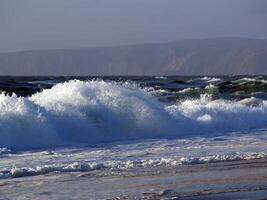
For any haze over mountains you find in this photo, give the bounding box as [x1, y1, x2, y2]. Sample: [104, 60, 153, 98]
[0, 37, 266, 76]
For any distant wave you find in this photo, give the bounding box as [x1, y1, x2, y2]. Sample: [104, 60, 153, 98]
[1, 80, 267, 150]
[155, 76, 168, 79]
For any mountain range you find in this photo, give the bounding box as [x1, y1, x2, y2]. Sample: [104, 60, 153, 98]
[0, 37, 266, 76]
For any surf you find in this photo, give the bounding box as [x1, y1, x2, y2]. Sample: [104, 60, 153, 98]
[1, 79, 267, 150]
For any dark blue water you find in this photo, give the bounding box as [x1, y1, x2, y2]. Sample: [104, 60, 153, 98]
[1, 76, 267, 101]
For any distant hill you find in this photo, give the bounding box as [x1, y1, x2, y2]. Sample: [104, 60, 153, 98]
[0, 38, 267, 76]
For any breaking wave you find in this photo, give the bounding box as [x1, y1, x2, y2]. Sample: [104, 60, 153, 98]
[1, 80, 267, 150]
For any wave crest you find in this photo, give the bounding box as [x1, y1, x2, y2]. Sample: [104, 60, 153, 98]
[1, 80, 267, 150]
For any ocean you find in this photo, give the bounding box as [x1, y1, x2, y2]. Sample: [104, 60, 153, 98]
[0, 76, 267, 182]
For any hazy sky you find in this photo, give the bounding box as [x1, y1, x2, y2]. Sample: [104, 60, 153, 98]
[0, 0, 267, 52]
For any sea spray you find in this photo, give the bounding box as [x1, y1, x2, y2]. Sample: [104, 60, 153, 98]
[0, 80, 267, 150]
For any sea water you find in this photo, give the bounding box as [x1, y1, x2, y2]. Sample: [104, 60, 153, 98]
[0, 76, 267, 179]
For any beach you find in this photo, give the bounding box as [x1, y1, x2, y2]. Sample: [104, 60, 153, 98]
[1, 158, 266, 199]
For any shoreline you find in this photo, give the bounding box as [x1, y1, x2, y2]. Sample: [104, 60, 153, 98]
[0, 158, 267, 199]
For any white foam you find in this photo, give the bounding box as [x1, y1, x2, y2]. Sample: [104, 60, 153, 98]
[1, 130, 267, 179]
[166, 95, 267, 134]
[1, 152, 265, 179]
[0, 80, 173, 149]
[234, 77, 267, 84]
[196, 77, 221, 83]
[155, 76, 167, 79]
[1, 80, 267, 150]
[0, 148, 12, 155]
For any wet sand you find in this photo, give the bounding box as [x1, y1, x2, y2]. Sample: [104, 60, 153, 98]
[0, 158, 267, 199]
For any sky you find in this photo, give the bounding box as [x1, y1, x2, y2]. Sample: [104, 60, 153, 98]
[0, 0, 267, 53]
